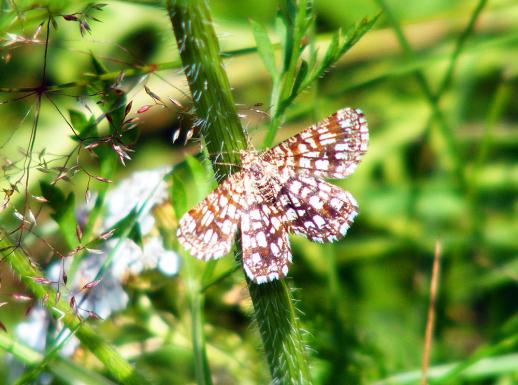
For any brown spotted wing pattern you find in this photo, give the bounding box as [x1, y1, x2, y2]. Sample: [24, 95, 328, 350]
[279, 175, 358, 243]
[240, 171, 292, 283]
[177, 173, 245, 260]
[177, 108, 368, 284]
[265, 108, 368, 178]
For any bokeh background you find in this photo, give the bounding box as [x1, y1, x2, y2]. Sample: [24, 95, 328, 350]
[0, 0, 517, 384]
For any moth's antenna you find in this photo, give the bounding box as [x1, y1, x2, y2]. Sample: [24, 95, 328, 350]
[213, 145, 222, 164]
[244, 120, 254, 151]
[218, 140, 231, 174]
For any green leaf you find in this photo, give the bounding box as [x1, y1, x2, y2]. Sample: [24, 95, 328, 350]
[40, 181, 65, 208]
[69, 109, 87, 130]
[97, 146, 117, 176]
[89, 53, 127, 131]
[321, 30, 340, 69]
[279, 15, 293, 70]
[170, 155, 214, 220]
[109, 209, 143, 247]
[40, 182, 77, 247]
[69, 109, 97, 138]
[90, 52, 108, 75]
[251, 20, 278, 81]
[121, 125, 140, 145]
[299, 13, 380, 93]
[186, 155, 214, 200]
[289, 59, 308, 100]
[284, 0, 297, 24]
[274, 11, 287, 54]
[109, 102, 127, 130]
[341, 13, 381, 54]
[171, 172, 188, 218]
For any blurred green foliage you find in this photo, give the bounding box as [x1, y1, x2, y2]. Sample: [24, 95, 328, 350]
[0, 0, 517, 384]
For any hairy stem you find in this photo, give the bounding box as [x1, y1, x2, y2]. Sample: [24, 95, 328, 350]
[166, 1, 312, 383]
[0, 333, 115, 385]
[0, 228, 152, 385]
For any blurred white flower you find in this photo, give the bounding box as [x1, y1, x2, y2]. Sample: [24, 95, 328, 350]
[111, 236, 180, 280]
[103, 167, 170, 233]
[15, 306, 79, 357]
[15, 306, 49, 352]
[13, 167, 181, 360]
[147, 236, 181, 276]
[73, 253, 129, 319]
[70, 167, 180, 318]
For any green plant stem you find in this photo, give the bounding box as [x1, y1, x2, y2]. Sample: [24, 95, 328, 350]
[465, 80, 510, 247]
[190, 289, 212, 385]
[374, 352, 518, 385]
[262, 3, 308, 148]
[167, 0, 246, 170]
[166, 1, 312, 384]
[435, 0, 488, 97]
[0, 228, 152, 385]
[249, 281, 313, 384]
[0, 333, 115, 385]
[0, 45, 261, 95]
[0, 62, 176, 94]
[376, 0, 487, 182]
[375, 0, 459, 177]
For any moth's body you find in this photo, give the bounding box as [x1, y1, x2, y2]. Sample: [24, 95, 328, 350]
[177, 108, 369, 284]
[240, 150, 284, 205]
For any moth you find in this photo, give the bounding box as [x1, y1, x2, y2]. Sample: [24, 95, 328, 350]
[177, 108, 368, 284]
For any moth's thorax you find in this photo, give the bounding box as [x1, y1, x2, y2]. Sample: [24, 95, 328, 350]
[240, 150, 275, 178]
[239, 149, 279, 202]
[239, 149, 259, 169]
